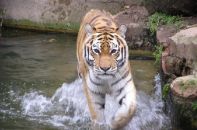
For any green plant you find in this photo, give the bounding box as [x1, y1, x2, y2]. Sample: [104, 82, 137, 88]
[162, 83, 170, 99]
[153, 45, 163, 66]
[192, 101, 197, 111]
[0, 8, 6, 34]
[147, 12, 183, 35]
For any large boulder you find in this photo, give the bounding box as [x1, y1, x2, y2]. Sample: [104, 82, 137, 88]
[157, 26, 197, 77]
[114, 6, 154, 50]
[171, 75, 197, 100]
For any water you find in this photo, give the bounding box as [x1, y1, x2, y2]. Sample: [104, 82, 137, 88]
[0, 28, 171, 130]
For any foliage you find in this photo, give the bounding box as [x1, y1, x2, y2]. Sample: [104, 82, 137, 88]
[153, 45, 163, 66]
[162, 83, 170, 99]
[147, 12, 183, 35]
[3, 19, 80, 33]
[0, 8, 6, 18]
[0, 8, 6, 36]
[192, 101, 197, 111]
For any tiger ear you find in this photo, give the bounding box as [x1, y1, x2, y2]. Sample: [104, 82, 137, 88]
[118, 25, 127, 38]
[85, 24, 94, 36]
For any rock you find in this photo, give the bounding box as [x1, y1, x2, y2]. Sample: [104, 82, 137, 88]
[114, 6, 154, 50]
[158, 25, 197, 130]
[144, 0, 197, 16]
[0, 0, 124, 23]
[157, 26, 197, 77]
[170, 27, 197, 60]
[171, 75, 197, 99]
[169, 75, 197, 130]
[156, 25, 177, 47]
[48, 38, 56, 43]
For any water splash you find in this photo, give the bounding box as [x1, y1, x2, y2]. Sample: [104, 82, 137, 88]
[11, 74, 170, 130]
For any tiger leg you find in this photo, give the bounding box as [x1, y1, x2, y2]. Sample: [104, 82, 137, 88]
[89, 90, 106, 122]
[86, 73, 106, 122]
[110, 80, 136, 129]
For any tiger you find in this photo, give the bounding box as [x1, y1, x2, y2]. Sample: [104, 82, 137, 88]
[76, 9, 136, 129]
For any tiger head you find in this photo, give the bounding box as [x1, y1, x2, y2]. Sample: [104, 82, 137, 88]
[83, 24, 128, 77]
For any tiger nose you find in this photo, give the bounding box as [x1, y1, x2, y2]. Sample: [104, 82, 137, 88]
[100, 67, 110, 72]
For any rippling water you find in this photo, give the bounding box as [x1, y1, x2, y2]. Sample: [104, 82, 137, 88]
[0, 28, 171, 130]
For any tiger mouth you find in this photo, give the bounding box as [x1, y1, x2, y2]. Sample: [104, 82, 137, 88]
[98, 73, 115, 77]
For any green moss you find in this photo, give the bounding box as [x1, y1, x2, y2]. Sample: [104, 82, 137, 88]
[187, 79, 197, 86]
[179, 79, 197, 92]
[147, 12, 183, 35]
[3, 19, 80, 33]
[129, 50, 153, 57]
[152, 45, 163, 66]
[162, 83, 170, 99]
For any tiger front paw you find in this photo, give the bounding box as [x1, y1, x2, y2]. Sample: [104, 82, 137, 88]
[109, 114, 128, 130]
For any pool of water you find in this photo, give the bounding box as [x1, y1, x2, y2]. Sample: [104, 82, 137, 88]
[0, 28, 171, 130]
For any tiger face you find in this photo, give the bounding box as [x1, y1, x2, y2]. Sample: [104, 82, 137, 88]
[83, 24, 128, 77]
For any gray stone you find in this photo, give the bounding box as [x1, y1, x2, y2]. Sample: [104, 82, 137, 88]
[114, 6, 154, 50]
[0, 0, 124, 23]
[170, 27, 197, 60]
[157, 26, 197, 76]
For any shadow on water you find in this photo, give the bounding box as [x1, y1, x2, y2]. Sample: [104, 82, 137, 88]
[0, 28, 171, 130]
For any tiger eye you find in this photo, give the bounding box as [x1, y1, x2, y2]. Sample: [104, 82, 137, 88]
[111, 49, 117, 54]
[93, 49, 100, 54]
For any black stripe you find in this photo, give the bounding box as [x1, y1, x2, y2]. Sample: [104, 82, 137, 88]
[111, 70, 130, 86]
[88, 88, 105, 98]
[118, 47, 125, 68]
[119, 96, 125, 105]
[97, 37, 103, 40]
[108, 37, 113, 40]
[123, 46, 126, 59]
[118, 87, 124, 95]
[84, 46, 86, 58]
[97, 33, 103, 37]
[87, 46, 89, 60]
[121, 48, 123, 62]
[108, 33, 114, 38]
[86, 46, 93, 66]
[89, 74, 102, 86]
[94, 102, 105, 109]
[117, 78, 133, 105]
[116, 36, 121, 45]
[118, 60, 124, 68]
[125, 77, 133, 86]
[90, 39, 93, 45]
[87, 60, 93, 66]
[95, 76, 101, 80]
[90, 15, 102, 24]
[96, 27, 106, 30]
[115, 76, 132, 96]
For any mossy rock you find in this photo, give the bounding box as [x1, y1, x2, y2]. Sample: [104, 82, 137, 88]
[3, 19, 80, 34]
